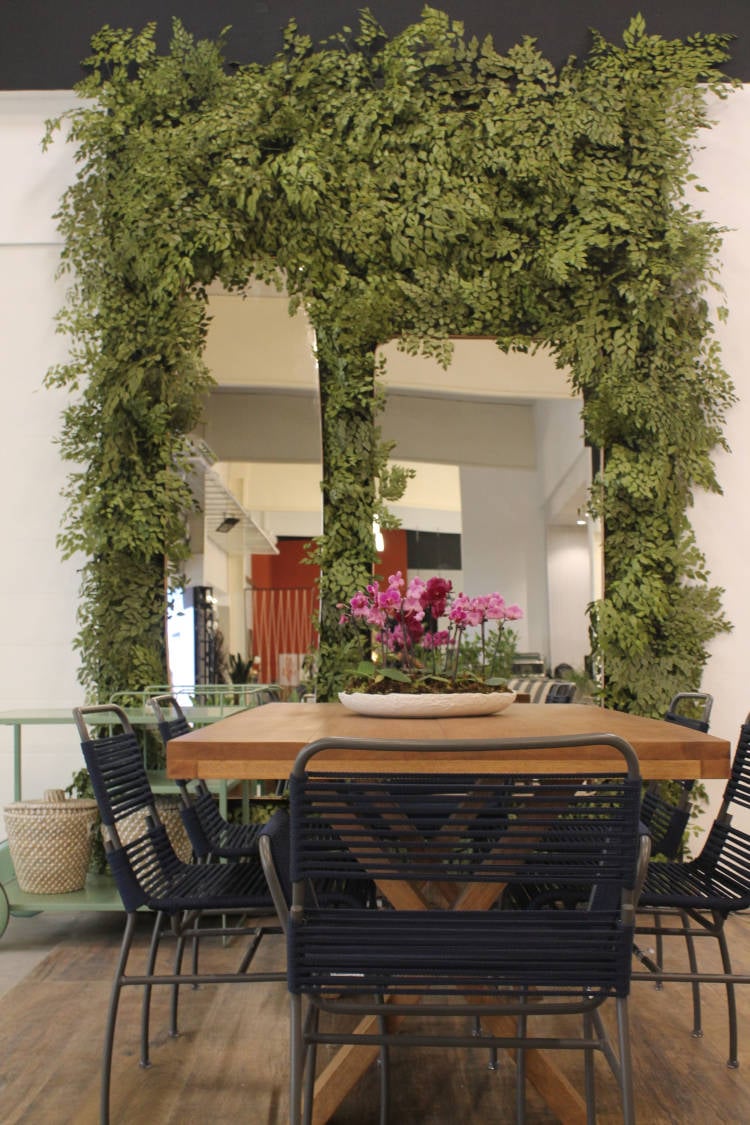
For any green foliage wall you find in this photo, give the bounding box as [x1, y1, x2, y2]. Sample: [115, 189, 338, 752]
[47, 9, 734, 709]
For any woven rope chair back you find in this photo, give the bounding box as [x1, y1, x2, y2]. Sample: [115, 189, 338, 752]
[722, 718, 750, 814]
[75, 706, 183, 910]
[287, 735, 642, 1002]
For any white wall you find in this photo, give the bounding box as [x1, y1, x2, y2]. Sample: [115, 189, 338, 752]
[546, 527, 590, 672]
[683, 87, 750, 827]
[534, 398, 586, 509]
[689, 87, 750, 740]
[535, 397, 593, 676]
[460, 466, 549, 659]
[0, 93, 84, 827]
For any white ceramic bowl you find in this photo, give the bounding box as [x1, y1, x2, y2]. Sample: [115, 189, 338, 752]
[337, 691, 516, 718]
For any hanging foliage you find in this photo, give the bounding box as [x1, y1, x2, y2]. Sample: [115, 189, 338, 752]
[46, 8, 734, 709]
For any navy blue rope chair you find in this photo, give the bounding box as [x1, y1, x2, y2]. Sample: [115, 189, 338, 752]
[545, 681, 577, 703]
[253, 686, 283, 705]
[74, 704, 285, 1125]
[150, 694, 269, 861]
[635, 691, 713, 1028]
[264, 734, 644, 1125]
[664, 691, 714, 733]
[633, 711, 750, 1068]
[639, 692, 714, 860]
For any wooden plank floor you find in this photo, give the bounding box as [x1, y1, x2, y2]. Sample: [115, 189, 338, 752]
[1, 909, 750, 1123]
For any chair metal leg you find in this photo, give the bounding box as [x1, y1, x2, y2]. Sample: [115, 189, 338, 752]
[583, 1011, 596, 1125]
[140, 912, 165, 1066]
[102, 912, 137, 1125]
[237, 925, 265, 973]
[290, 993, 304, 1125]
[716, 920, 739, 1067]
[515, 1011, 526, 1125]
[170, 919, 189, 1039]
[191, 915, 200, 977]
[678, 909, 704, 1039]
[653, 910, 664, 990]
[616, 996, 635, 1125]
[472, 1014, 498, 1070]
[377, 1014, 389, 1125]
[302, 1002, 318, 1125]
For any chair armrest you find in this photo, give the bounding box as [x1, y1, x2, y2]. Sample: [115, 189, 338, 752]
[259, 809, 290, 933]
[634, 829, 653, 906]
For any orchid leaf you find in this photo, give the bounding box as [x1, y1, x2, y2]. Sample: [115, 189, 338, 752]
[353, 661, 379, 678]
[378, 667, 413, 684]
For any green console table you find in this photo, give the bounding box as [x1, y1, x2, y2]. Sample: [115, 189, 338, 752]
[0, 703, 252, 937]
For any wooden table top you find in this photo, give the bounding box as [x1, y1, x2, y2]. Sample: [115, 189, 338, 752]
[166, 701, 731, 782]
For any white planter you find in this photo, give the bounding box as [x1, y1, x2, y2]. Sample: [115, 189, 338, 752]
[337, 691, 516, 718]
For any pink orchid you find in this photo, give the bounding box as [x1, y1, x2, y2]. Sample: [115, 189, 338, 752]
[349, 591, 370, 616]
[485, 594, 506, 620]
[422, 629, 451, 651]
[340, 573, 521, 683]
[423, 576, 452, 617]
[448, 600, 470, 625]
[378, 586, 402, 610]
[365, 607, 386, 628]
[406, 576, 426, 598]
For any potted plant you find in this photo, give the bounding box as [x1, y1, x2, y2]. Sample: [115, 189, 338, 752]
[337, 572, 522, 715]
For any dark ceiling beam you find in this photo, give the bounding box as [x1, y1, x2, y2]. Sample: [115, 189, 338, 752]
[1, 0, 747, 90]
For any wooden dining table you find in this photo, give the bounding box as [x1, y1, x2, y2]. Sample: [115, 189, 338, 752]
[166, 700, 731, 1125]
[166, 699, 730, 784]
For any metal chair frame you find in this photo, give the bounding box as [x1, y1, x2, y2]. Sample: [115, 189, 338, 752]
[545, 681, 577, 704]
[633, 711, 750, 1068]
[150, 693, 270, 861]
[640, 693, 714, 858]
[264, 733, 644, 1125]
[635, 691, 715, 1037]
[74, 704, 285, 1124]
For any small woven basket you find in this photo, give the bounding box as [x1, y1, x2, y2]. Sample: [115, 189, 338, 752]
[114, 796, 193, 863]
[4, 790, 99, 894]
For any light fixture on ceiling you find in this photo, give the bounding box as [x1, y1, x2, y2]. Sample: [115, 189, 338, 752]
[576, 508, 588, 526]
[373, 515, 385, 553]
[215, 515, 240, 533]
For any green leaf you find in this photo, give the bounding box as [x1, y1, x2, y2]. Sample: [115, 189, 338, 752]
[379, 667, 413, 683]
[48, 8, 734, 714]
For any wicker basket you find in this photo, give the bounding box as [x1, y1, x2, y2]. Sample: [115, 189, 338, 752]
[114, 796, 193, 863]
[4, 791, 99, 894]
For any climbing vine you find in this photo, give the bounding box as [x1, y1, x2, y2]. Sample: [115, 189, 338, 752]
[46, 9, 734, 709]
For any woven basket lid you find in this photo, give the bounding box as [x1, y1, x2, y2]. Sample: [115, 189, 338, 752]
[4, 797, 98, 812]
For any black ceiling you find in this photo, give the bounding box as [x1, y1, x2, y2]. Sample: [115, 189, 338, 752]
[1, 0, 747, 90]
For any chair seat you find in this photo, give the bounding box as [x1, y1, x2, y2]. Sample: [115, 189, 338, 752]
[289, 906, 632, 997]
[639, 858, 750, 912]
[180, 801, 264, 857]
[108, 834, 274, 914]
